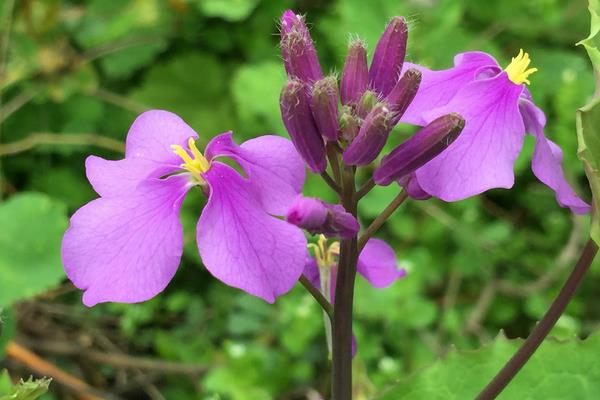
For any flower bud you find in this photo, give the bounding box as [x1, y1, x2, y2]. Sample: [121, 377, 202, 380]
[280, 10, 324, 84]
[342, 102, 394, 166]
[374, 113, 465, 185]
[280, 79, 327, 173]
[339, 106, 361, 142]
[286, 196, 359, 239]
[311, 76, 340, 141]
[398, 174, 431, 200]
[286, 196, 328, 231]
[340, 40, 368, 105]
[369, 16, 408, 96]
[385, 68, 421, 124]
[356, 90, 379, 119]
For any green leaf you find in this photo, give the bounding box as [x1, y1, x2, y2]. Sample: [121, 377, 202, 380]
[0, 194, 68, 306]
[129, 53, 234, 138]
[577, 0, 600, 245]
[0, 370, 50, 400]
[378, 330, 600, 399]
[195, 0, 261, 21]
[231, 62, 286, 137]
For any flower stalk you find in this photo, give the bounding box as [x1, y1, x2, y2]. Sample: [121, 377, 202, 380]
[476, 239, 598, 399]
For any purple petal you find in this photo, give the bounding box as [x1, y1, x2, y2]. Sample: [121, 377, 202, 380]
[85, 156, 175, 197]
[61, 175, 190, 307]
[197, 162, 307, 303]
[520, 99, 590, 214]
[205, 132, 305, 216]
[415, 73, 526, 201]
[125, 110, 198, 164]
[357, 239, 405, 288]
[303, 255, 320, 289]
[401, 52, 499, 125]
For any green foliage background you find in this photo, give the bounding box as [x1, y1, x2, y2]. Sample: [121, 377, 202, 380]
[1, 0, 599, 398]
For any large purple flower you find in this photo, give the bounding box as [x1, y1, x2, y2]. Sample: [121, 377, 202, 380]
[62, 110, 307, 306]
[399, 50, 590, 214]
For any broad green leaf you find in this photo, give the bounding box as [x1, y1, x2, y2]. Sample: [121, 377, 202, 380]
[231, 62, 286, 137]
[378, 330, 600, 399]
[0, 194, 68, 306]
[195, 0, 261, 21]
[577, 0, 600, 245]
[129, 53, 234, 138]
[0, 370, 50, 400]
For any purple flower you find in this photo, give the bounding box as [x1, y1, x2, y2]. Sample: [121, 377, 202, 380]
[399, 50, 590, 214]
[304, 236, 405, 299]
[61, 110, 308, 306]
[286, 196, 359, 239]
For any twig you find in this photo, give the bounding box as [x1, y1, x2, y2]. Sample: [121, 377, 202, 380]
[19, 338, 207, 377]
[93, 88, 148, 114]
[80, 36, 164, 65]
[497, 217, 583, 298]
[321, 171, 342, 194]
[6, 341, 112, 400]
[299, 275, 333, 322]
[0, 132, 125, 156]
[476, 239, 598, 399]
[358, 190, 408, 251]
[464, 280, 497, 337]
[0, 89, 40, 125]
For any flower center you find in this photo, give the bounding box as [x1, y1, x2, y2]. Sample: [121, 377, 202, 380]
[171, 137, 210, 184]
[504, 49, 538, 85]
[308, 235, 340, 269]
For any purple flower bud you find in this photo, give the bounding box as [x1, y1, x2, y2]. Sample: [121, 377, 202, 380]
[340, 40, 368, 105]
[339, 106, 361, 142]
[280, 10, 324, 84]
[342, 102, 394, 166]
[374, 113, 465, 186]
[369, 16, 408, 96]
[286, 196, 359, 239]
[286, 196, 328, 231]
[311, 76, 340, 141]
[385, 68, 421, 124]
[280, 79, 327, 173]
[398, 174, 431, 200]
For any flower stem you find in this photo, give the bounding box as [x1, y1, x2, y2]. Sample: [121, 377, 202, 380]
[354, 177, 375, 200]
[476, 238, 598, 400]
[358, 190, 407, 252]
[331, 166, 358, 400]
[299, 275, 334, 322]
[321, 171, 342, 194]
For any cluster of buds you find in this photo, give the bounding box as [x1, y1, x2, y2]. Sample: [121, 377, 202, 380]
[279, 10, 465, 182]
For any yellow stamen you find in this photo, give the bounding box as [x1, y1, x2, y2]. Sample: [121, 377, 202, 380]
[504, 49, 538, 85]
[308, 235, 340, 268]
[171, 137, 211, 184]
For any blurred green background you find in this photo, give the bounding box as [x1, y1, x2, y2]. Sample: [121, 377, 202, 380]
[0, 0, 598, 399]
